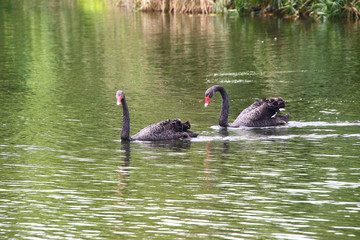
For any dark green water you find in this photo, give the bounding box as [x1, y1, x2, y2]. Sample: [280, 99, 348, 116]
[1, 1, 360, 239]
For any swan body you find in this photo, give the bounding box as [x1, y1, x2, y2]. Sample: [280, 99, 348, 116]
[116, 90, 199, 141]
[204, 85, 289, 127]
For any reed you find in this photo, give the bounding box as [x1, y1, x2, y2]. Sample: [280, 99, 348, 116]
[115, 0, 360, 21]
[116, 0, 234, 14]
[236, 0, 360, 21]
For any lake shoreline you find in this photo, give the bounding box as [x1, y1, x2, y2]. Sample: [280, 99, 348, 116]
[116, 0, 360, 22]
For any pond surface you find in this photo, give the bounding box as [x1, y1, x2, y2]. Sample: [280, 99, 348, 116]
[1, 1, 360, 239]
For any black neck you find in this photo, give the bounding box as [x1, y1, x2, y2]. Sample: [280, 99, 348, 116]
[121, 97, 131, 141]
[213, 85, 229, 127]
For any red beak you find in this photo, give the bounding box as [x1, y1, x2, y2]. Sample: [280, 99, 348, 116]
[204, 95, 210, 107]
[116, 95, 122, 105]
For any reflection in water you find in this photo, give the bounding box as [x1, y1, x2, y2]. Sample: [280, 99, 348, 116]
[116, 141, 131, 197]
[288, 121, 360, 128]
[193, 124, 290, 142]
[218, 127, 230, 137]
[133, 139, 193, 150]
[221, 125, 290, 137]
[194, 120, 360, 143]
[1, 1, 360, 239]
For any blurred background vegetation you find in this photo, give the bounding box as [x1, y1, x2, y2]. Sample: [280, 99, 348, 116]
[115, 0, 360, 21]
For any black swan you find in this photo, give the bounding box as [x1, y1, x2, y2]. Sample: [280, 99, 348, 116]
[116, 90, 199, 141]
[204, 85, 289, 127]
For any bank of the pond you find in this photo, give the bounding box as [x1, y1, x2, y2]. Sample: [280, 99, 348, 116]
[116, 0, 360, 21]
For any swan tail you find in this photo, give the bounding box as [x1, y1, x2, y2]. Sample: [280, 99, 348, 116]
[171, 119, 191, 132]
[185, 131, 199, 138]
[171, 119, 199, 138]
[273, 114, 289, 125]
[266, 97, 289, 125]
[232, 97, 289, 127]
[267, 97, 286, 115]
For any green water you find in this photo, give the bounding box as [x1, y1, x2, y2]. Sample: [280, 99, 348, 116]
[1, 1, 360, 239]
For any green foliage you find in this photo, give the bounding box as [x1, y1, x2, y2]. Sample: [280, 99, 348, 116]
[281, 0, 301, 16]
[236, 0, 360, 21]
[235, 0, 282, 12]
[117, 0, 360, 21]
[210, 0, 234, 13]
[311, 0, 338, 20]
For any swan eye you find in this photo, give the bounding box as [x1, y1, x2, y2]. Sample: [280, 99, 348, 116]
[204, 95, 210, 107]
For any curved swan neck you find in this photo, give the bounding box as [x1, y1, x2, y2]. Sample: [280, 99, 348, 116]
[214, 85, 229, 127]
[121, 97, 131, 141]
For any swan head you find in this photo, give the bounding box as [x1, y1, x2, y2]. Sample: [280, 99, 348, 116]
[204, 88, 215, 107]
[116, 90, 124, 106]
